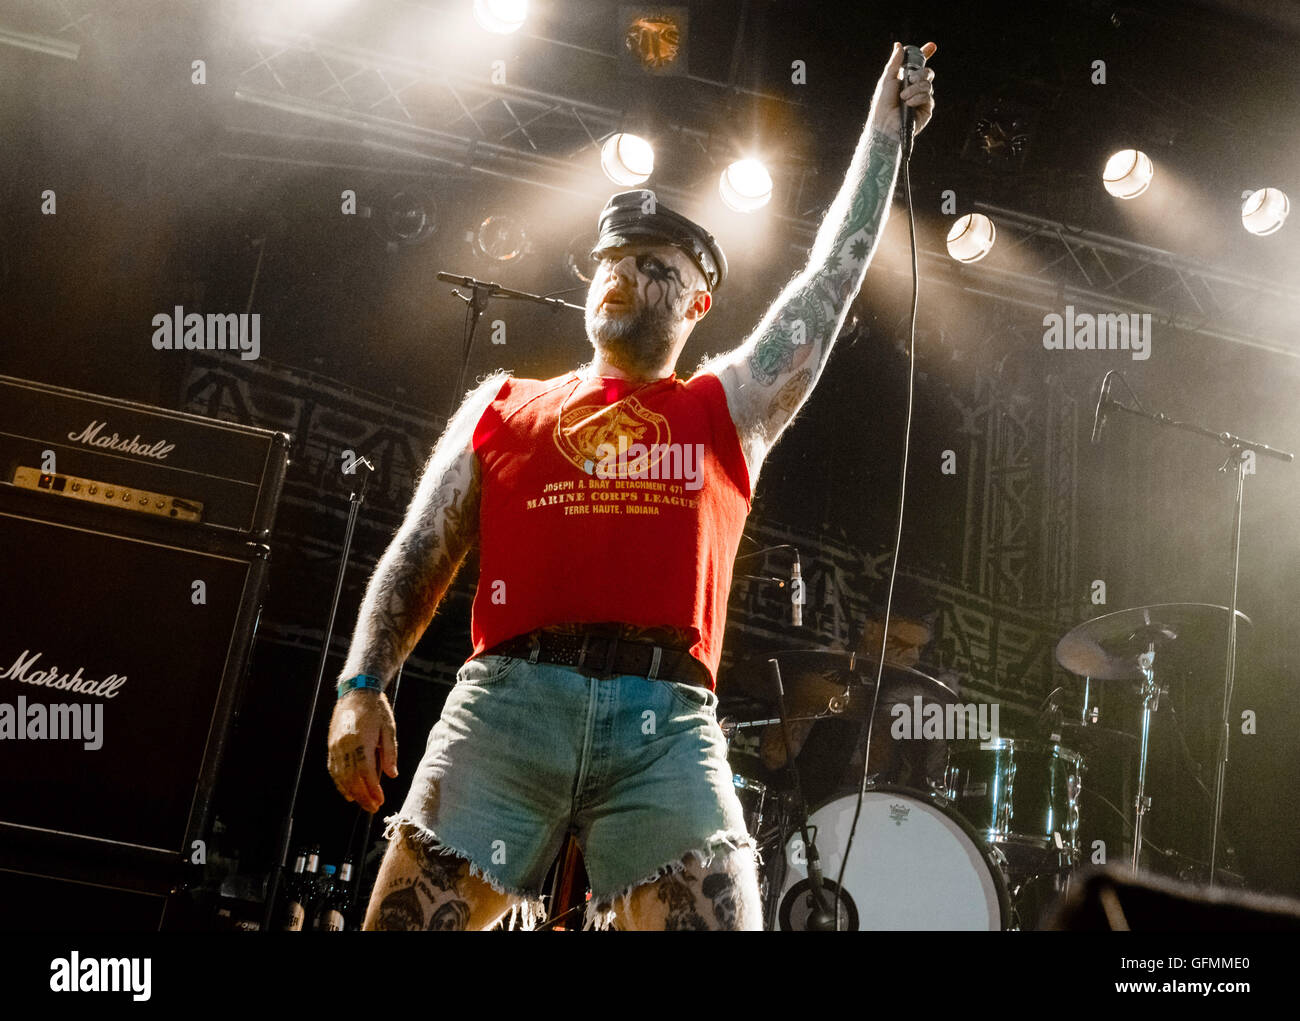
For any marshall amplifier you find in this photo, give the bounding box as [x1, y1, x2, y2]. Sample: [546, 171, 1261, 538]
[0, 376, 290, 899]
[0, 374, 290, 538]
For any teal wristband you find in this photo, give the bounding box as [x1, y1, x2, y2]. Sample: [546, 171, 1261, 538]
[337, 674, 384, 698]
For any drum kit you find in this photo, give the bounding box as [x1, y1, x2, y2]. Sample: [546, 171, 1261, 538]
[718, 602, 1251, 930]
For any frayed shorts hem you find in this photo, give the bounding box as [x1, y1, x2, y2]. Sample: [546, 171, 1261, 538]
[383, 814, 548, 931]
[582, 829, 759, 931]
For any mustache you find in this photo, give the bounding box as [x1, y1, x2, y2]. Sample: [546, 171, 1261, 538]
[585, 297, 677, 373]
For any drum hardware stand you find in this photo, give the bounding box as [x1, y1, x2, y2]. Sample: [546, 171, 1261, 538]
[768, 658, 840, 932]
[1130, 647, 1158, 875]
[1096, 380, 1293, 886]
[1037, 685, 1068, 744]
[541, 835, 589, 931]
[760, 790, 796, 930]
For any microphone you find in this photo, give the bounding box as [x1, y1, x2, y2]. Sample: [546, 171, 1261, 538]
[1091, 371, 1115, 445]
[791, 551, 803, 627]
[900, 45, 928, 160]
[436, 271, 489, 287]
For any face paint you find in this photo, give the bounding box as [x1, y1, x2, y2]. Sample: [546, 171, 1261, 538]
[636, 254, 686, 312]
[585, 248, 695, 376]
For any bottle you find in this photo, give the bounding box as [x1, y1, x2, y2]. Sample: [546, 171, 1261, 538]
[277, 848, 309, 931]
[319, 859, 354, 931]
[299, 845, 322, 927]
[310, 865, 338, 931]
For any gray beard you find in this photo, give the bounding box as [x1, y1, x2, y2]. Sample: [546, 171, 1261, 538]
[585, 300, 678, 378]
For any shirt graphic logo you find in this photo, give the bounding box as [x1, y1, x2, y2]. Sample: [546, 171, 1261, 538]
[554, 395, 671, 477]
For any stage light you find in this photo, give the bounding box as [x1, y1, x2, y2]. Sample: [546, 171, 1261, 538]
[382, 191, 437, 246]
[473, 0, 527, 34]
[1102, 149, 1154, 199]
[946, 213, 996, 263]
[475, 214, 529, 262]
[1241, 188, 1289, 236]
[600, 133, 655, 186]
[565, 233, 599, 283]
[719, 159, 773, 213]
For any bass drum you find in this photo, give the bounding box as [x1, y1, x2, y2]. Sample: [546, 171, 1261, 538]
[778, 786, 1010, 930]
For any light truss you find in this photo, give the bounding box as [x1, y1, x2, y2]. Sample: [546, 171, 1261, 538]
[11, 1, 1297, 357]
[922, 204, 1300, 359]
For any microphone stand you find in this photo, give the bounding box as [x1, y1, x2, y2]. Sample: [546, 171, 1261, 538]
[262, 457, 375, 931]
[734, 545, 836, 927]
[1097, 382, 1293, 884]
[768, 658, 839, 931]
[435, 272, 584, 422]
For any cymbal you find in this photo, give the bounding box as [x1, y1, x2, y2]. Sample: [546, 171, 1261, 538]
[720, 647, 958, 705]
[1055, 603, 1252, 681]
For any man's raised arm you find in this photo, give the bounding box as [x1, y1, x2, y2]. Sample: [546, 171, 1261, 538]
[703, 42, 935, 478]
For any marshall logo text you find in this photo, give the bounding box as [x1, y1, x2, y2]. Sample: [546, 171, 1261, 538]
[1, 649, 128, 698]
[67, 420, 175, 461]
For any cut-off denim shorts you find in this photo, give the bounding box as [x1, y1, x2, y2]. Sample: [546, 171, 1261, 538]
[383, 653, 754, 929]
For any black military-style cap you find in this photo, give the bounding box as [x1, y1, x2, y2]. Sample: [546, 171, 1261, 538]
[591, 189, 728, 291]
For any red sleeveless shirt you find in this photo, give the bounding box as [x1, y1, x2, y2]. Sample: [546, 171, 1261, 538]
[469, 371, 752, 686]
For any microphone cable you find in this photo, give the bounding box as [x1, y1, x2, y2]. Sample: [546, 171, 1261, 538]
[831, 57, 925, 930]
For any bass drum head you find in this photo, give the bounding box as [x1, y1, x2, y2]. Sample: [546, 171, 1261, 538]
[780, 786, 1009, 931]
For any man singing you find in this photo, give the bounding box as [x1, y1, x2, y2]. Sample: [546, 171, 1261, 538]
[327, 41, 936, 930]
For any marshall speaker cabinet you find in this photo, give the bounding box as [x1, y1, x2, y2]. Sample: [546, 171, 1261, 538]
[0, 374, 290, 905]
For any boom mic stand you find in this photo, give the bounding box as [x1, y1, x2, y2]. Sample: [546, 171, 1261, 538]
[262, 457, 375, 931]
[768, 658, 841, 931]
[435, 272, 583, 421]
[1095, 376, 1293, 885]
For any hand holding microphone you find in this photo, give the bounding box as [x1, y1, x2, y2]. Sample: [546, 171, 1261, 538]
[872, 41, 937, 152]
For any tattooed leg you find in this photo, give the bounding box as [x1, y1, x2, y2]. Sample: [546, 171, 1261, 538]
[362, 824, 511, 931]
[614, 845, 763, 931]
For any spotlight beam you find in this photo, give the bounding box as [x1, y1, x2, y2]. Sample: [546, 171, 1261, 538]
[0, 27, 80, 60]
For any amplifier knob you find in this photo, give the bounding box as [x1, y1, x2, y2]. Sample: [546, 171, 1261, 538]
[88, 485, 98, 495]
[105, 489, 114, 498]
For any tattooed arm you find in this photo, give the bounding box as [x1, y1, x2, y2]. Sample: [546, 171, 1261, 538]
[327, 371, 507, 812]
[701, 42, 935, 481]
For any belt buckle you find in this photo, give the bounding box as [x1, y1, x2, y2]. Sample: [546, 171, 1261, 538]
[527, 633, 541, 665]
[575, 633, 590, 670]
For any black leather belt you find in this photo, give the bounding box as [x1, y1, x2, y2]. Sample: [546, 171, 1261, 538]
[485, 629, 711, 688]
